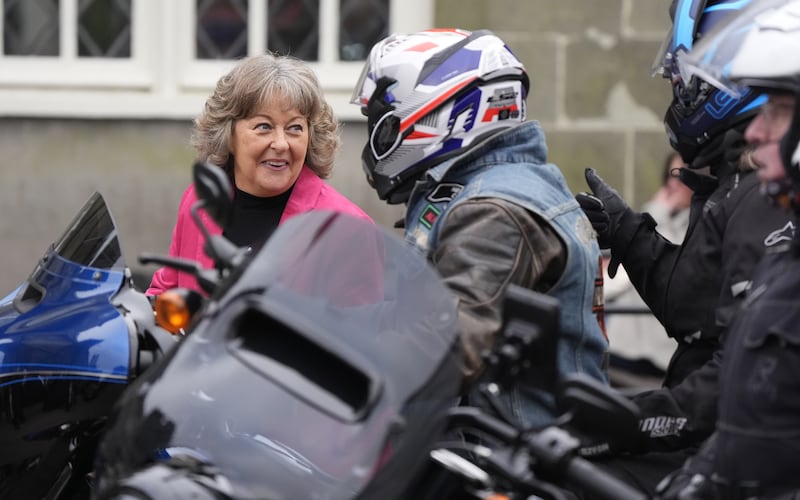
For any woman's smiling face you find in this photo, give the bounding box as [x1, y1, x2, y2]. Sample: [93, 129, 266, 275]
[231, 94, 309, 197]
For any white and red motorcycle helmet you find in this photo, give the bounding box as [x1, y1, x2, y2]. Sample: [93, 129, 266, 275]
[351, 28, 530, 204]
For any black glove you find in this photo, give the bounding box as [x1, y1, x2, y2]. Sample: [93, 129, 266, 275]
[575, 168, 632, 249]
[574, 192, 611, 246]
[654, 469, 713, 500]
[654, 434, 717, 500]
[575, 429, 643, 459]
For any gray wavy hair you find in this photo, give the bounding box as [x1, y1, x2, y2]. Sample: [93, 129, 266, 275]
[191, 53, 340, 179]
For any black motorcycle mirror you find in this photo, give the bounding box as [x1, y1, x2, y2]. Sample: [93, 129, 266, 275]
[556, 373, 640, 445]
[139, 162, 245, 295]
[192, 160, 233, 228]
[479, 284, 559, 392]
[190, 161, 247, 283]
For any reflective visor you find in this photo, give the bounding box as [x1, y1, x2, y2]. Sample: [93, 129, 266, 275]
[350, 61, 373, 107]
[651, 0, 708, 79]
[681, 0, 799, 96]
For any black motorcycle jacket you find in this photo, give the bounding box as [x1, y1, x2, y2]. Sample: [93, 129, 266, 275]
[712, 235, 800, 498]
[660, 237, 800, 500]
[609, 158, 795, 453]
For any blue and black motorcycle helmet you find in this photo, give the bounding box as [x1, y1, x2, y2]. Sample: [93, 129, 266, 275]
[654, 0, 768, 167]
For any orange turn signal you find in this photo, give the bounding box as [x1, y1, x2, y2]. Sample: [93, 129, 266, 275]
[154, 289, 194, 334]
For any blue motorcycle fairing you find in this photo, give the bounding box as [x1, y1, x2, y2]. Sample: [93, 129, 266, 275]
[0, 249, 131, 388]
[0, 190, 159, 500]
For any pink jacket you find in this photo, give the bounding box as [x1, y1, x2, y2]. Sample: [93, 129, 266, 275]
[147, 166, 373, 295]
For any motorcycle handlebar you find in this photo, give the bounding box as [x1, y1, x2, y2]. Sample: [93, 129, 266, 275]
[563, 455, 647, 500]
[522, 426, 646, 500]
[443, 407, 647, 500]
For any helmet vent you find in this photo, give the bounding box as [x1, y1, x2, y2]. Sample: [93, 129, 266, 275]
[417, 110, 439, 128]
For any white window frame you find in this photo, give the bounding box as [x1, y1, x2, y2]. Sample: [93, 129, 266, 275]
[0, 0, 432, 120]
[0, 0, 156, 88]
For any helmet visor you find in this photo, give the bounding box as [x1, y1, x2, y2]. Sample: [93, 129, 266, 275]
[651, 25, 675, 78]
[681, 0, 799, 97]
[350, 61, 373, 107]
[652, 0, 708, 84]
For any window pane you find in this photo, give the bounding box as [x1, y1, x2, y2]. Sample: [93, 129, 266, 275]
[339, 0, 388, 61]
[196, 0, 248, 59]
[3, 0, 60, 56]
[267, 0, 318, 61]
[78, 0, 132, 58]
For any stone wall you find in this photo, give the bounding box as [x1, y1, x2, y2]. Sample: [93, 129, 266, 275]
[435, 0, 675, 204]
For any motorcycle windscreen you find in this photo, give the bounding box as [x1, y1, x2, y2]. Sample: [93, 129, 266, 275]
[51, 191, 125, 270]
[0, 191, 126, 309]
[0, 191, 126, 315]
[106, 211, 462, 499]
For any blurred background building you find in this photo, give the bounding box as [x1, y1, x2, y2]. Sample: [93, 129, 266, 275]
[0, 0, 673, 291]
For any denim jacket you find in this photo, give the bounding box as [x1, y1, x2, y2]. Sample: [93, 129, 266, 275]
[404, 121, 608, 427]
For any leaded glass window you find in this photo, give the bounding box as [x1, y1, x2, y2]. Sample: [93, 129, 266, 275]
[268, 0, 319, 60]
[3, 0, 131, 58]
[78, 0, 132, 57]
[3, 0, 59, 56]
[194, 0, 388, 62]
[196, 0, 247, 59]
[339, 0, 388, 61]
[0, 0, 430, 119]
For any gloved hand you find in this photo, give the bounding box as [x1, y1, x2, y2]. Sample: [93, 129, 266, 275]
[575, 429, 643, 459]
[654, 434, 717, 500]
[575, 168, 633, 249]
[654, 469, 713, 500]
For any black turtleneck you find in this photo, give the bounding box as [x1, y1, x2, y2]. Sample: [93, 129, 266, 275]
[223, 185, 294, 248]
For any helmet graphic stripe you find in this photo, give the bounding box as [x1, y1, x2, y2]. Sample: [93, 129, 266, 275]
[400, 76, 478, 132]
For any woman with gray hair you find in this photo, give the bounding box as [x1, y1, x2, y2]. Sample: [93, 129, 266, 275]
[147, 53, 372, 295]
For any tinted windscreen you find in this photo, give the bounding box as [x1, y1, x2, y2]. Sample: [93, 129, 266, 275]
[53, 192, 124, 269]
[127, 211, 462, 499]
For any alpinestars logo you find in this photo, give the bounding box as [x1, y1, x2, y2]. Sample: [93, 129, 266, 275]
[639, 416, 687, 438]
[764, 221, 796, 247]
